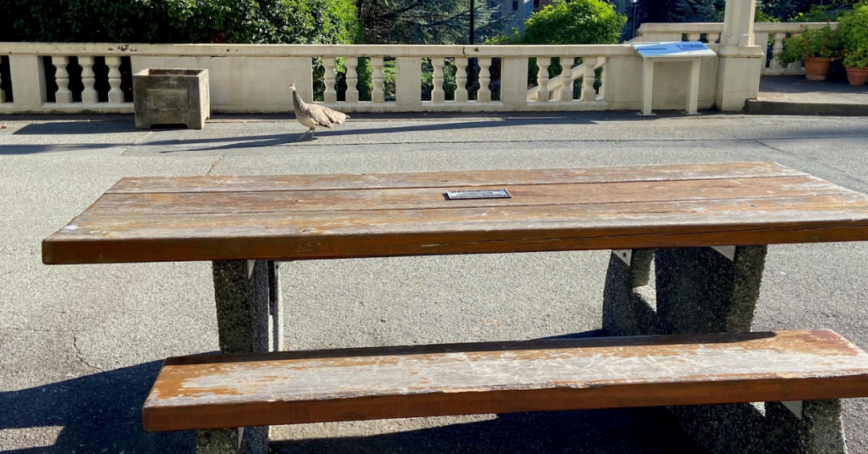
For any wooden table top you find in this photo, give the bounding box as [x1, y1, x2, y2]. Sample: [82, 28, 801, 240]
[42, 161, 868, 264]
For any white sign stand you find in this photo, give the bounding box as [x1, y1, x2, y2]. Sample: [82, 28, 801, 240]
[632, 42, 717, 116]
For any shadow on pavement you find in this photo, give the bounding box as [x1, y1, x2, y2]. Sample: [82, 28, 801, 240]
[12, 122, 139, 135]
[0, 360, 192, 453]
[272, 408, 706, 454]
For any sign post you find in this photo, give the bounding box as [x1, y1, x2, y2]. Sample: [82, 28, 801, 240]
[631, 42, 716, 115]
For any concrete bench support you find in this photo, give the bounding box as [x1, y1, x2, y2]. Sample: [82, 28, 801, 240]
[602, 246, 847, 454]
[198, 260, 282, 454]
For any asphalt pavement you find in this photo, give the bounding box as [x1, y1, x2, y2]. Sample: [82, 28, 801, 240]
[2, 111, 868, 453]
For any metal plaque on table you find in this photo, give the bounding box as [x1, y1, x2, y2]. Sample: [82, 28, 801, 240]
[445, 189, 511, 200]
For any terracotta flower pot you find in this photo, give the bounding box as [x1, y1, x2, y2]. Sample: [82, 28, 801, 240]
[846, 67, 868, 86]
[803, 57, 834, 81]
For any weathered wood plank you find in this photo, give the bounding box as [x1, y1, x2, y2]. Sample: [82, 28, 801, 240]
[109, 162, 804, 194]
[88, 176, 844, 216]
[42, 163, 868, 264]
[43, 194, 868, 263]
[142, 329, 868, 432]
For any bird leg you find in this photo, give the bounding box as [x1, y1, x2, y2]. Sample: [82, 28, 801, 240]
[309, 128, 316, 141]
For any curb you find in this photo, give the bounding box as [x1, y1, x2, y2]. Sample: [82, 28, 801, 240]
[745, 99, 868, 116]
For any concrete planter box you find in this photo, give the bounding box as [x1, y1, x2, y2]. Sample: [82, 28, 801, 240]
[133, 68, 210, 129]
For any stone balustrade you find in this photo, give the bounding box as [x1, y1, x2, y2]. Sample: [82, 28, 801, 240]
[637, 22, 837, 76]
[0, 32, 768, 114]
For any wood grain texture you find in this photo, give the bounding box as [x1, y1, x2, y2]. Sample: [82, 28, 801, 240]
[42, 162, 868, 264]
[142, 329, 868, 432]
[108, 162, 807, 194]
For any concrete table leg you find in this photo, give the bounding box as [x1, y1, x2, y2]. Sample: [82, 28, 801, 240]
[602, 246, 847, 454]
[196, 260, 281, 454]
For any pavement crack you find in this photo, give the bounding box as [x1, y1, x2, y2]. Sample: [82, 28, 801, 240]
[72, 332, 103, 371]
[120, 130, 153, 156]
[207, 156, 224, 175]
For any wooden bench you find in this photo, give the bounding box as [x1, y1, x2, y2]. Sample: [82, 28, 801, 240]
[143, 329, 868, 432]
[42, 162, 868, 453]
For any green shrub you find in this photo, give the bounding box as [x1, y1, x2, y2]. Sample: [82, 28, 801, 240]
[837, 1, 868, 53]
[778, 24, 841, 66]
[0, 0, 360, 44]
[519, 0, 626, 46]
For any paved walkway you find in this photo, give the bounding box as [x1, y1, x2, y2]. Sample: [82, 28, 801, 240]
[748, 75, 868, 115]
[2, 112, 868, 453]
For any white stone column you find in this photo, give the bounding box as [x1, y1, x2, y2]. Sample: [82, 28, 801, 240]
[581, 57, 597, 102]
[345, 57, 358, 103]
[371, 57, 385, 103]
[558, 56, 574, 102]
[52, 56, 72, 104]
[535, 57, 550, 102]
[500, 57, 528, 110]
[431, 57, 445, 103]
[106, 56, 124, 104]
[323, 57, 337, 103]
[8, 56, 48, 109]
[79, 56, 97, 104]
[715, 0, 763, 112]
[454, 58, 469, 102]
[477, 58, 491, 102]
[396, 57, 422, 111]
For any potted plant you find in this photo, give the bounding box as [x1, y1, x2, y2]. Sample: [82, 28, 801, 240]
[778, 24, 840, 81]
[837, 1, 868, 85]
[842, 48, 868, 85]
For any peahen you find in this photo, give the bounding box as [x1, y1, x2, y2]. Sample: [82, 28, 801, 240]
[289, 81, 348, 140]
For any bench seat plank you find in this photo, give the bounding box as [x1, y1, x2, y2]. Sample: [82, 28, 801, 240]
[43, 162, 868, 264]
[143, 330, 868, 432]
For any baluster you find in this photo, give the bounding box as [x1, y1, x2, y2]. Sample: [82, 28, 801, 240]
[0, 69, 5, 103]
[371, 56, 385, 103]
[79, 56, 97, 104]
[323, 57, 337, 103]
[536, 57, 550, 102]
[345, 57, 358, 103]
[106, 56, 124, 104]
[769, 33, 785, 72]
[455, 57, 468, 102]
[559, 56, 574, 102]
[477, 57, 491, 102]
[52, 56, 72, 104]
[581, 57, 597, 102]
[688, 33, 701, 42]
[431, 57, 445, 103]
[707, 33, 721, 44]
[596, 57, 607, 101]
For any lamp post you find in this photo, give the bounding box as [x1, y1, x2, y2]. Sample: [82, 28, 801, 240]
[468, 0, 476, 95]
[470, 0, 476, 44]
[631, 0, 639, 40]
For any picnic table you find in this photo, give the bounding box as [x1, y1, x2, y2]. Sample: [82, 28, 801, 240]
[43, 161, 868, 454]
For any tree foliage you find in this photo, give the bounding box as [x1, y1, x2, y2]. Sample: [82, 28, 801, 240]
[637, 0, 723, 24]
[0, 0, 360, 44]
[356, 0, 502, 44]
